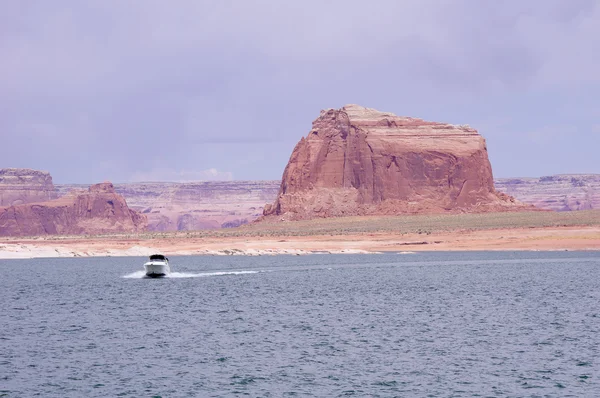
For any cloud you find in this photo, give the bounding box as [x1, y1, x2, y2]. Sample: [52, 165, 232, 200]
[128, 168, 233, 183]
[2, 0, 599, 98]
[1, 1, 599, 181]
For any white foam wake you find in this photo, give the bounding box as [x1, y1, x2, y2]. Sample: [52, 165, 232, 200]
[168, 271, 259, 278]
[122, 270, 259, 279]
[122, 270, 147, 279]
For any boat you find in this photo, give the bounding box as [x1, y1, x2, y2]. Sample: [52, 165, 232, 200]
[144, 254, 171, 278]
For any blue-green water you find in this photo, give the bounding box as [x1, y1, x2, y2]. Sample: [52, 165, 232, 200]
[2, 251, 600, 397]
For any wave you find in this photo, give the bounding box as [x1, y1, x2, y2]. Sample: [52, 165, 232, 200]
[169, 271, 259, 278]
[122, 270, 260, 279]
[122, 271, 146, 279]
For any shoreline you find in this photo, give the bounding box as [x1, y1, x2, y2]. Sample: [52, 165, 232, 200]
[1, 225, 599, 259]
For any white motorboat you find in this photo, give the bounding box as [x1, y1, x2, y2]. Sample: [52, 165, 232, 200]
[144, 254, 171, 278]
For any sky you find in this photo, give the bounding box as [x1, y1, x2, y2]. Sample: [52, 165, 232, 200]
[1, 0, 599, 183]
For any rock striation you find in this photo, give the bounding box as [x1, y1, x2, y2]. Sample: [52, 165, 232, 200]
[495, 174, 600, 211]
[0, 168, 57, 206]
[0, 182, 147, 236]
[56, 181, 280, 231]
[264, 104, 527, 220]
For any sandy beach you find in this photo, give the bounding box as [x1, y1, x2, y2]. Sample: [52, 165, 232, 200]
[1, 221, 599, 259]
[2, 210, 599, 258]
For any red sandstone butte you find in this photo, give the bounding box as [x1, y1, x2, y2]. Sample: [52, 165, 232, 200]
[264, 104, 528, 220]
[0, 182, 147, 236]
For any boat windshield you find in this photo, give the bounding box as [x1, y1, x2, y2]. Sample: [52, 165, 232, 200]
[149, 254, 167, 261]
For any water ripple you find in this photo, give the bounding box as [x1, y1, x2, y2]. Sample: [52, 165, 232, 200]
[1, 251, 599, 396]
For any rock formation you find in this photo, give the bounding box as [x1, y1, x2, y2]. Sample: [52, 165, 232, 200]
[0, 182, 147, 236]
[495, 174, 600, 211]
[55, 181, 280, 231]
[0, 168, 57, 206]
[264, 104, 527, 220]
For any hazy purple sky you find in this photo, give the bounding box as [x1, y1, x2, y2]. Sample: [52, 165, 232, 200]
[1, 1, 599, 183]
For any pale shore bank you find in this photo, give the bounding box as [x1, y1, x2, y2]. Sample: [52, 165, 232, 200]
[1, 226, 598, 259]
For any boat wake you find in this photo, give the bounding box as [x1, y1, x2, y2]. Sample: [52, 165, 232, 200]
[122, 270, 260, 279]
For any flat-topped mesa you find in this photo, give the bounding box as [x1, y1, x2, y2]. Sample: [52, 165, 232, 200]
[0, 168, 57, 206]
[264, 104, 528, 220]
[495, 174, 600, 211]
[89, 181, 116, 194]
[0, 181, 147, 236]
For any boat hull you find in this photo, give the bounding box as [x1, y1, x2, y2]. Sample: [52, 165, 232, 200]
[143, 261, 171, 278]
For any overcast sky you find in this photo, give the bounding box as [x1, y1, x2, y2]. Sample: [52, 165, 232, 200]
[1, 1, 599, 183]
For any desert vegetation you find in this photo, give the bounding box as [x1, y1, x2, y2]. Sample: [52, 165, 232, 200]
[4, 210, 598, 242]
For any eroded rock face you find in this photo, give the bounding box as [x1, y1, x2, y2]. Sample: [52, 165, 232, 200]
[265, 104, 526, 219]
[0, 182, 147, 236]
[56, 181, 280, 231]
[0, 168, 57, 206]
[495, 174, 600, 211]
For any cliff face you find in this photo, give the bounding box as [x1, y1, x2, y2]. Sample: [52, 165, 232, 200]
[495, 174, 600, 211]
[265, 104, 525, 220]
[0, 182, 147, 236]
[56, 181, 280, 231]
[0, 168, 57, 206]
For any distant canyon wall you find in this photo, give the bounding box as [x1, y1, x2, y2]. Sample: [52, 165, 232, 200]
[3, 166, 599, 236]
[56, 181, 280, 232]
[0, 168, 56, 206]
[495, 174, 600, 211]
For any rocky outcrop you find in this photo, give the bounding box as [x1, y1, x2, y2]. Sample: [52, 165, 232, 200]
[0, 168, 57, 206]
[0, 182, 147, 236]
[495, 174, 600, 211]
[56, 181, 280, 231]
[264, 104, 527, 220]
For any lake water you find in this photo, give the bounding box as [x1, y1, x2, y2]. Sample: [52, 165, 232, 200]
[2, 251, 600, 397]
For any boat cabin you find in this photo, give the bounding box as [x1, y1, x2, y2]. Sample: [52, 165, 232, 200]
[149, 254, 168, 261]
